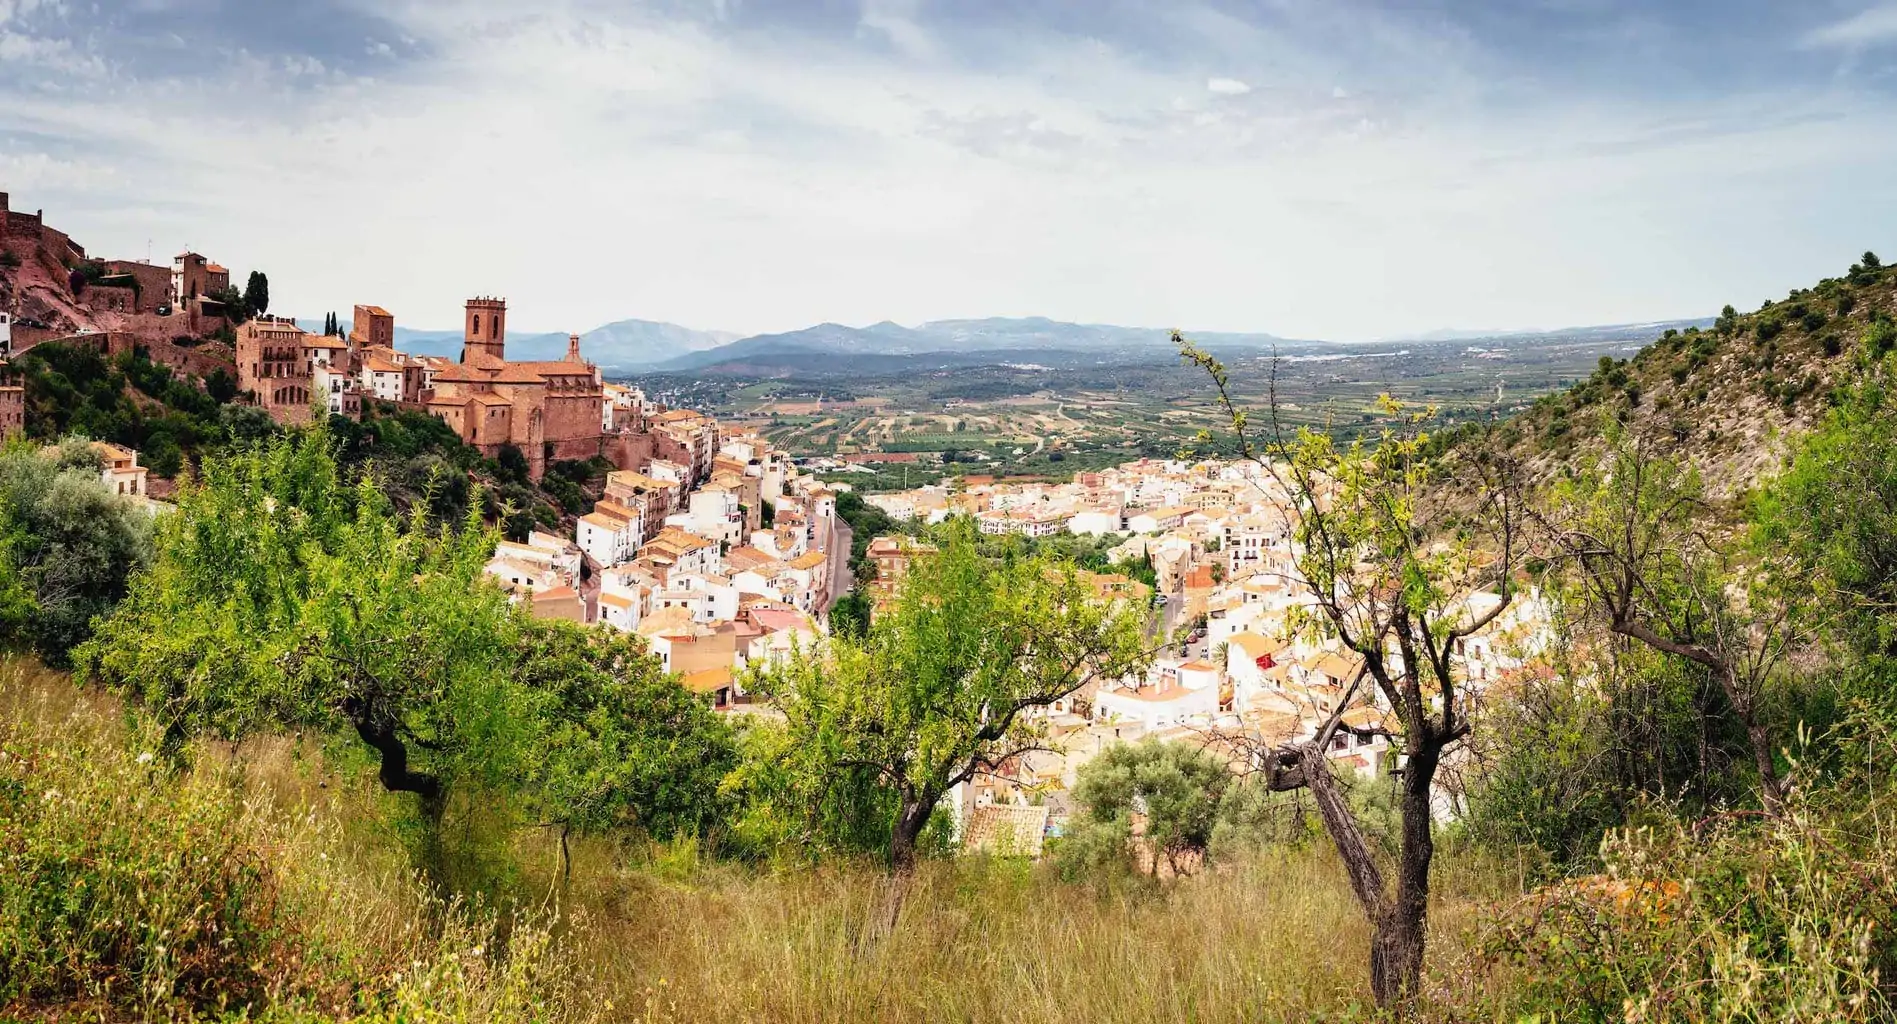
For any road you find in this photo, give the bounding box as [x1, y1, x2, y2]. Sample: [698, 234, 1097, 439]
[823, 514, 854, 612]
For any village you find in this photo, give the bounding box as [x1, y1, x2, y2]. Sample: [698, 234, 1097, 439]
[1, 187, 1557, 859]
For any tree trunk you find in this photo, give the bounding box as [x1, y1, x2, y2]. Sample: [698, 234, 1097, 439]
[1369, 746, 1438, 1009]
[888, 787, 935, 874]
[344, 700, 443, 818]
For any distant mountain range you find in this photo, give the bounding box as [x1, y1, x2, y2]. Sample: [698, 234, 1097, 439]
[325, 314, 1713, 377]
[326, 318, 742, 370]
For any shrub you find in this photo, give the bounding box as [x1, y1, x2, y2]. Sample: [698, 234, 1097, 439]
[1489, 791, 1895, 1023]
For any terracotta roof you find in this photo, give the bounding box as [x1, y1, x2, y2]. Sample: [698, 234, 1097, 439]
[430, 362, 487, 384]
[681, 666, 734, 693]
[599, 592, 635, 610]
[1228, 632, 1284, 659]
[787, 551, 827, 571]
[469, 393, 513, 407]
[358, 305, 392, 317]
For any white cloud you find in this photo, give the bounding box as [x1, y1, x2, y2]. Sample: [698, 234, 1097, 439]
[1801, 4, 1897, 48]
[1206, 76, 1251, 95]
[3, 1, 1896, 342]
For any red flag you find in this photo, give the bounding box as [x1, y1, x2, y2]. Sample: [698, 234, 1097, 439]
[1254, 653, 1275, 670]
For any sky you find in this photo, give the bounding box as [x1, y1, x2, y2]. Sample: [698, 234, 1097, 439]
[3, 1, 1896, 340]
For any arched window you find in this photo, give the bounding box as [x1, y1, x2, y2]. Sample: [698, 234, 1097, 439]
[473, 314, 481, 336]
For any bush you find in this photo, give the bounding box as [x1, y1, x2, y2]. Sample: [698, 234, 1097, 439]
[1490, 789, 1895, 1022]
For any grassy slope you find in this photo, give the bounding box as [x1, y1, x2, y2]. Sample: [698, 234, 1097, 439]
[0, 660, 1517, 1023]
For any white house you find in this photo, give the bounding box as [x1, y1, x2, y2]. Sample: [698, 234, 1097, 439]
[358, 352, 405, 402]
[576, 508, 639, 567]
[1067, 508, 1126, 537]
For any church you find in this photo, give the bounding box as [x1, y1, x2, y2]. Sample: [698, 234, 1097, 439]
[425, 297, 607, 481]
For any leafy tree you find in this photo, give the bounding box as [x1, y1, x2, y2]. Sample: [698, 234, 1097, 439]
[76, 426, 518, 826]
[0, 439, 153, 664]
[496, 444, 532, 485]
[829, 587, 871, 639]
[242, 271, 269, 318]
[1753, 363, 1897, 668]
[511, 620, 736, 879]
[1542, 430, 1800, 813]
[753, 520, 1149, 872]
[1179, 336, 1525, 1009]
[1066, 740, 1232, 877]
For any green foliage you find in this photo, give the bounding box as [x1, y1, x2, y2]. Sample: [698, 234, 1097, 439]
[13, 342, 249, 476]
[1752, 363, 1897, 666]
[1492, 744, 1897, 1023]
[511, 620, 736, 843]
[1061, 740, 1235, 877]
[74, 424, 521, 815]
[1468, 643, 1757, 866]
[753, 520, 1150, 865]
[243, 271, 269, 318]
[1866, 314, 1896, 360]
[0, 439, 152, 665]
[833, 488, 897, 576]
[829, 587, 871, 639]
[0, 690, 278, 1010]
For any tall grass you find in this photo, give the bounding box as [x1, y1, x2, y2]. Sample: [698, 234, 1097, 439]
[26, 652, 1891, 1023]
[0, 659, 587, 1023]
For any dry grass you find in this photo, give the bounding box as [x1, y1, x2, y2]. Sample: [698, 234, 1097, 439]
[3, 659, 1516, 1023]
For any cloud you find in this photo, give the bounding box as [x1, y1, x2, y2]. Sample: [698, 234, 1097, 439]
[2, 0, 1896, 342]
[1801, 4, 1897, 49]
[858, 0, 933, 60]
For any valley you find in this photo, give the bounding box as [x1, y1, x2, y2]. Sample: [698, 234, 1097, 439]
[625, 321, 1703, 488]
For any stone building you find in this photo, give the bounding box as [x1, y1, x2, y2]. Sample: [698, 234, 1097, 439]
[171, 252, 229, 303]
[235, 316, 318, 424]
[423, 297, 606, 481]
[100, 261, 174, 313]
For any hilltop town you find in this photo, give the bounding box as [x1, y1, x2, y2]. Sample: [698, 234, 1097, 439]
[1, 186, 1553, 843]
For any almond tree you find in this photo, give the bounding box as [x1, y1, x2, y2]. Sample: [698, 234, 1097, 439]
[753, 520, 1150, 874]
[1539, 430, 1800, 813]
[1179, 337, 1522, 1009]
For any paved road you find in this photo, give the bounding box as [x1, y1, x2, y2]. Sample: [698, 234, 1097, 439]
[824, 515, 854, 612]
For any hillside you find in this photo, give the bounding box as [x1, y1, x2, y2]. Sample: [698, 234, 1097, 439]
[1493, 253, 1896, 496]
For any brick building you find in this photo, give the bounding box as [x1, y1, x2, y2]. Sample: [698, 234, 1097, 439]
[349, 304, 394, 350]
[423, 297, 607, 481]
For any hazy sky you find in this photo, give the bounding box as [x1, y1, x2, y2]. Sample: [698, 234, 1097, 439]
[3, 0, 1896, 339]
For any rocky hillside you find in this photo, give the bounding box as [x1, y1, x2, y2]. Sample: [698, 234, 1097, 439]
[1492, 253, 1896, 497]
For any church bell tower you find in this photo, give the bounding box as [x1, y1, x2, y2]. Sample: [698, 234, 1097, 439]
[462, 297, 507, 363]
